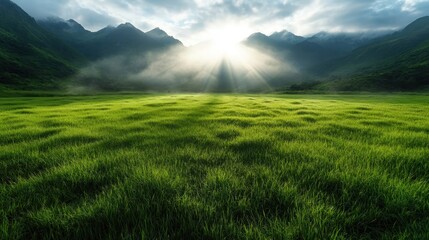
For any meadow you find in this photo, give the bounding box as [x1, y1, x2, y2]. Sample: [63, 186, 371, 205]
[0, 93, 428, 239]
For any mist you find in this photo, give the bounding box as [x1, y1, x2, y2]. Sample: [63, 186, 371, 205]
[70, 44, 301, 93]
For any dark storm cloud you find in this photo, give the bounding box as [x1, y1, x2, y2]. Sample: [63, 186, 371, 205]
[11, 0, 429, 44]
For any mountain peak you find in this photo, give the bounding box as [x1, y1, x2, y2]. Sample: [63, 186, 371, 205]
[146, 27, 169, 38]
[270, 30, 290, 36]
[270, 30, 305, 44]
[117, 22, 135, 29]
[38, 17, 87, 34]
[245, 32, 271, 45]
[114, 22, 144, 36]
[249, 32, 268, 39]
[66, 19, 86, 31]
[67, 19, 79, 25]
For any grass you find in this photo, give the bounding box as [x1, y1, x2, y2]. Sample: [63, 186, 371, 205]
[0, 93, 428, 239]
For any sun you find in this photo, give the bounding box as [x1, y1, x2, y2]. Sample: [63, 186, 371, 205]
[213, 36, 238, 54]
[179, 23, 289, 92]
[208, 25, 249, 56]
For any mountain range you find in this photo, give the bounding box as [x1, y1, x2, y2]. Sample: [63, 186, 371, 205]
[1, 0, 428, 92]
[38, 18, 183, 60]
[244, 29, 390, 70]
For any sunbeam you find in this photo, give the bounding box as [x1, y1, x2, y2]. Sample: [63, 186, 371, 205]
[75, 23, 298, 92]
[182, 40, 293, 92]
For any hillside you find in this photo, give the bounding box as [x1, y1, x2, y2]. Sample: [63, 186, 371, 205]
[314, 16, 429, 91]
[0, 0, 84, 88]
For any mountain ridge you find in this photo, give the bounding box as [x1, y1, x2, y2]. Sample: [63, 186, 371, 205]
[0, 0, 85, 87]
[302, 16, 429, 91]
[38, 17, 184, 60]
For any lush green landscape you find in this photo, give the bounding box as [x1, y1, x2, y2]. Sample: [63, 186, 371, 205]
[1, 93, 428, 239]
[1, 0, 428, 239]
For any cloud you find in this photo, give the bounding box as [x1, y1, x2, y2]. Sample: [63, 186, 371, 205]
[12, 0, 429, 45]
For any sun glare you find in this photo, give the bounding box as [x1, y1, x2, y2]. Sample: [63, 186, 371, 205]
[172, 24, 295, 92]
[209, 26, 248, 56]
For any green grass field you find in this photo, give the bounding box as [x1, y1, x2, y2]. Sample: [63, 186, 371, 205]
[1, 94, 429, 239]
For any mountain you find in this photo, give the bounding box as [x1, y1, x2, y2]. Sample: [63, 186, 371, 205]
[2, 0, 428, 92]
[80, 23, 183, 60]
[37, 17, 93, 42]
[341, 17, 429, 70]
[269, 30, 305, 45]
[306, 31, 383, 55]
[244, 31, 339, 69]
[315, 16, 429, 91]
[245, 21, 429, 91]
[246, 32, 273, 45]
[245, 29, 388, 70]
[146, 27, 169, 39]
[0, 0, 84, 88]
[38, 18, 184, 60]
[146, 27, 184, 47]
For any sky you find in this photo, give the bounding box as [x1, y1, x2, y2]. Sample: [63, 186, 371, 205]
[13, 0, 429, 46]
